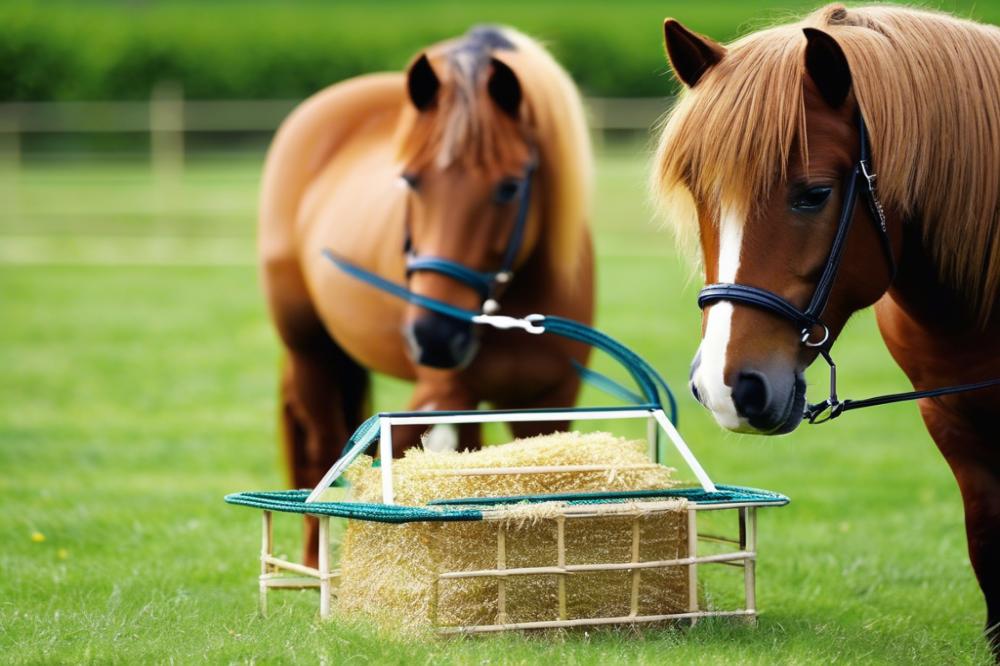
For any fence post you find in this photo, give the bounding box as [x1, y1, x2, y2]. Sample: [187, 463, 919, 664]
[150, 81, 184, 199]
[0, 111, 21, 221]
[586, 98, 605, 153]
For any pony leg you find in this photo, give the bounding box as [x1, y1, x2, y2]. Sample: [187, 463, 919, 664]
[920, 400, 1000, 655]
[279, 343, 369, 568]
[495, 370, 583, 441]
[876, 298, 1000, 652]
[388, 380, 482, 457]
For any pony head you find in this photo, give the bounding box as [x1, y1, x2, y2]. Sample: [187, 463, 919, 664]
[395, 26, 591, 369]
[649, 5, 1000, 433]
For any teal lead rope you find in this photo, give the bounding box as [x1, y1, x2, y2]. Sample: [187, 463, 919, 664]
[223, 485, 789, 524]
[321, 249, 679, 424]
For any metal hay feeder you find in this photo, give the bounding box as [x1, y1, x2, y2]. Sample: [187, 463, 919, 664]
[227, 405, 787, 633]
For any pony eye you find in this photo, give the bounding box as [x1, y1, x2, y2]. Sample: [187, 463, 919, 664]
[494, 178, 522, 204]
[792, 186, 833, 211]
[399, 173, 420, 190]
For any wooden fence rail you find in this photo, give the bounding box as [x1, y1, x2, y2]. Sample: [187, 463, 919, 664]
[0, 88, 670, 190]
[0, 94, 668, 135]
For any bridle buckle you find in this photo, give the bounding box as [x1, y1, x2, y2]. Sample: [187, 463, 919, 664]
[860, 159, 889, 234]
[859, 159, 877, 188]
[800, 323, 830, 348]
[805, 398, 846, 424]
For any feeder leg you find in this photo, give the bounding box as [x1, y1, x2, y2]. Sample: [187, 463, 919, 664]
[431, 576, 440, 629]
[742, 508, 758, 624]
[687, 508, 698, 624]
[259, 511, 272, 617]
[630, 517, 641, 618]
[496, 525, 507, 626]
[379, 419, 394, 505]
[318, 516, 331, 620]
[556, 516, 567, 621]
[646, 415, 659, 463]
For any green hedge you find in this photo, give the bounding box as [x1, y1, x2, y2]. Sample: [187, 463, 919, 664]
[2, 0, 995, 102]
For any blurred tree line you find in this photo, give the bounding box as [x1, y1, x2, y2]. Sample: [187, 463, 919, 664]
[2, 0, 995, 102]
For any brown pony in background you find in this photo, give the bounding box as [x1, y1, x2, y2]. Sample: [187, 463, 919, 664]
[259, 26, 594, 564]
[653, 4, 1000, 652]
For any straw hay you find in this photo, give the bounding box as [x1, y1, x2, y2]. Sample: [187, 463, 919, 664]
[334, 431, 691, 631]
[344, 430, 677, 504]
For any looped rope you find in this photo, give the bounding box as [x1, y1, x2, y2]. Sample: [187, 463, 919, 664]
[322, 249, 678, 425]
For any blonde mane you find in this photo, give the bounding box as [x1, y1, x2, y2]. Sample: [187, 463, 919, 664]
[396, 27, 593, 285]
[653, 4, 1000, 322]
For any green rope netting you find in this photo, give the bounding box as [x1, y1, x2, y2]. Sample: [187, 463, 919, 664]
[224, 485, 789, 524]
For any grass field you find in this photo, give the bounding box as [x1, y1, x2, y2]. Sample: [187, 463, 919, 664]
[0, 145, 993, 664]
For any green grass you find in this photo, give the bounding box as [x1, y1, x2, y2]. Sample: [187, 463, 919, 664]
[0, 146, 993, 664]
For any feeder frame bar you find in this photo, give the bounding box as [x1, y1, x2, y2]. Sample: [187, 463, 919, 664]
[497, 526, 508, 624]
[260, 511, 272, 615]
[262, 555, 324, 579]
[414, 463, 662, 477]
[652, 409, 716, 492]
[438, 609, 755, 634]
[698, 533, 741, 545]
[318, 516, 331, 619]
[630, 517, 641, 617]
[379, 418, 394, 503]
[374, 407, 715, 504]
[436, 550, 756, 579]
[382, 408, 655, 426]
[742, 507, 758, 617]
[646, 415, 659, 463]
[556, 516, 567, 620]
[688, 508, 699, 613]
[259, 574, 322, 589]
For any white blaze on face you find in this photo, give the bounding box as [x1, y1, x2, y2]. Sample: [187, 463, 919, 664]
[692, 207, 747, 430]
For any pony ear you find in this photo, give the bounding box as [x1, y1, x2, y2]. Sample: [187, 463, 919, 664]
[407, 53, 440, 111]
[487, 57, 521, 118]
[803, 28, 852, 108]
[663, 19, 725, 87]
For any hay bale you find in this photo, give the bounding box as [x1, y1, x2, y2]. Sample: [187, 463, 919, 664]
[344, 430, 677, 504]
[335, 431, 690, 631]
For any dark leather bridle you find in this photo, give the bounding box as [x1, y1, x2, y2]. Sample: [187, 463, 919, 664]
[696, 111, 1000, 424]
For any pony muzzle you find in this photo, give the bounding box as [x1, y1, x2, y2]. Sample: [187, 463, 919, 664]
[403, 312, 480, 370]
[690, 350, 805, 434]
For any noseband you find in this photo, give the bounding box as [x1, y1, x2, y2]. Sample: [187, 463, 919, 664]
[403, 160, 536, 315]
[697, 112, 895, 423]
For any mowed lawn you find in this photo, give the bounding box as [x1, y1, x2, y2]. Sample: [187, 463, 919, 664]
[0, 147, 992, 664]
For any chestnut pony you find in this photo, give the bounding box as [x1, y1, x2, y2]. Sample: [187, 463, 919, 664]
[653, 4, 1000, 651]
[259, 26, 593, 563]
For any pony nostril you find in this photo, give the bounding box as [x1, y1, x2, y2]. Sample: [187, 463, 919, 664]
[407, 314, 478, 369]
[732, 370, 771, 418]
[690, 382, 702, 403]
